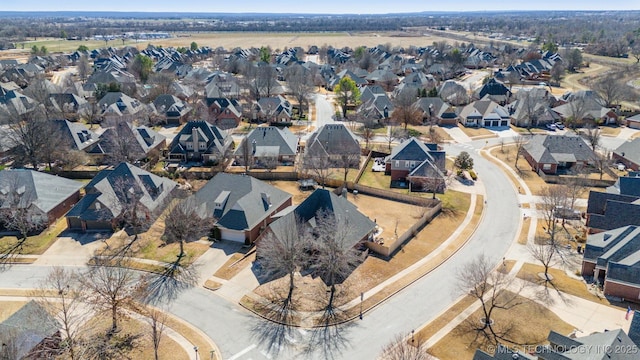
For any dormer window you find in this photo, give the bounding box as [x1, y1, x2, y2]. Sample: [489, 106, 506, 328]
[214, 191, 230, 210]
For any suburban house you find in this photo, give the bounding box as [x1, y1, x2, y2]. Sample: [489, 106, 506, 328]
[585, 190, 640, 233]
[0, 300, 61, 360]
[552, 90, 618, 125]
[152, 94, 191, 124]
[97, 91, 146, 123]
[256, 95, 292, 123]
[581, 225, 640, 301]
[457, 98, 510, 127]
[92, 121, 166, 164]
[266, 188, 376, 251]
[358, 90, 394, 123]
[85, 68, 137, 95]
[475, 326, 640, 360]
[233, 126, 299, 168]
[0, 169, 83, 227]
[66, 162, 178, 232]
[190, 173, 292, 244]
[607, 173, 640, 197]
[52, 119, 100, 152]
[522, 135, 595, 175]
[167, 121, 233, 164]
[626, 113, 640, 129]
[508, 88, 560, 128]
[385, 137, 446, 192]
[304, 124, 361, 167]
[47, 93, 89, 121]
[538, 328, 638, 360]
[613, 138, 640, 171]
[472, 78, 511, 104]
[415, 97, 459, 126]
[438, 80, 469, 106]
[206, 97, 243, 130]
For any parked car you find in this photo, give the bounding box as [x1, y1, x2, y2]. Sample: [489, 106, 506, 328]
[555, 122, 565, 130]
[546, 123, 557, 131]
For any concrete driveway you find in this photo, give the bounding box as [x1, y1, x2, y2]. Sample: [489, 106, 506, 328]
[34, 232, 108, 266]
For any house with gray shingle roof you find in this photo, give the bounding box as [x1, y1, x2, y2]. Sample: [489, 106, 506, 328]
[256, 95, 292, 124]
[206, 97, 242, 130]
[153, 94, 191, 125]
[538, 328, 638, 360]
[385, 138, 446, 192]
[190, 173, 292, 244]
[267, 188, 376, 252]
[93, 121, 166, 165]
[234, 126, 299, 169]
[0, 300, 61, 360]
[97, 91, 146, 123]
[0, 169, 83, 228]
[51, 119, 100, 152]
[415, 97, 458, 126]
[585, 190, 640, 233]
[304, 124, 361, 168]
[458, 98, 510, 127]
[522, 135, 595, 175]
[66, 162, 177, 232]
[613, 138, 640, 172]
[473, 78, 511, 105]
[167, 121, 233, 164]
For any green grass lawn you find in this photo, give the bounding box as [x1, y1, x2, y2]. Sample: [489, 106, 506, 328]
[357, 160, 390, 189]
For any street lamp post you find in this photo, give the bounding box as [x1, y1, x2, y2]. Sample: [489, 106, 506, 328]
[411, 329, 415, 343]
[194, 346, 199, 360]
[209, 350, 216, 360]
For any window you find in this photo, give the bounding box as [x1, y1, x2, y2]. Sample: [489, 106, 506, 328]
[395, 160, 400, 168]
[542, 164, 551, 171]
[405, 161, 410, 168]
[199, 142, 206, 150]
[186, 142, 193, 150]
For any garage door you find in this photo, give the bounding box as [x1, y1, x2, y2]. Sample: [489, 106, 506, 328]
[628, 120, 640, 130]
[85, 220, 111, 231]
[67, 217, 83, 230]
[220, 229, 246, 243]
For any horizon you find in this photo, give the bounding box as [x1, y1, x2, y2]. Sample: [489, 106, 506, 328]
[0, 0, 636, 15]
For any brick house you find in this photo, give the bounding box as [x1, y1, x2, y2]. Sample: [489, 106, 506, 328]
[522, 135, 595, 175]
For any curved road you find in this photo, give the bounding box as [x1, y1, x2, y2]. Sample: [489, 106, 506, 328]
[0, 141, 520, 360]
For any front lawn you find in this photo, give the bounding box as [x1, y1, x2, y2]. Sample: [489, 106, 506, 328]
[0, 217, 67, 256]
[429, 292, 575, 359]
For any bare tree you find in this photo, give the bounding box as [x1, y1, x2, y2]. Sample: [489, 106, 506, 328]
[378, 332, 432, 360]
[35, 267, 88, 360]
[148, 72, 176, 98]
[592, 149, 611, 181]
[309, 210, 365, 312]
[591, 72, 628, 108]
[163, 197, 213, 262]
[77, 55, 90, 84]
[100, 121, 144, 166]
[255, 64, 279, 100]
[393, 87, 421, 130]
[1, 107, 57, 169]
[0, 171, 48, 266]
[385, 125, 407, 152]
[550, 62, 565, 86]
[456, 254, 528, 346]
[566, 97, 587, 129]
[337, 152, 360, 184]
[285, 64, 314, 118]
[303, 155, 334, 189]
[144, 307, 167, 360]
[538, 185, 573, 264]
[583, 124, 601, 151]
[257, 214, 308, 310]
[527, 242, 556, 283]
[513, 135, 528, 171]
[81, 261, 143, 335]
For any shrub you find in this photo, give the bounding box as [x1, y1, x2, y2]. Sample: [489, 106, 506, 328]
[407, 128, 422, 137]
[469, 170, 478, 180]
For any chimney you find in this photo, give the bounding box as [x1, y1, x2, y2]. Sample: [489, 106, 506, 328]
[192, 126, 199, 155]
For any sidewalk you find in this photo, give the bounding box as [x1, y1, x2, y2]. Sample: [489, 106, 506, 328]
[0, 294, 219, 360]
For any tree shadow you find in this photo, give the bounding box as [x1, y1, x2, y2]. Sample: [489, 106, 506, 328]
[251, 288, 299, 358]
[140, 257, 200, 306]
[0, 237, 28, 271]
[301, 307, 353, 360]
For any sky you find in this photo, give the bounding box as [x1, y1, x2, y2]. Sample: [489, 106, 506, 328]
[0, 0, 637, 14]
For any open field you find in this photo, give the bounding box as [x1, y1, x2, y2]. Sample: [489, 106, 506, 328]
[11, 31, 459, 55]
